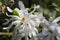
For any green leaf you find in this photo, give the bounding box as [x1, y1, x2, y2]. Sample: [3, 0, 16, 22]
[39, 22, 44, 28]
[43, 8, 50, 15]
[0, 0, 5, 3]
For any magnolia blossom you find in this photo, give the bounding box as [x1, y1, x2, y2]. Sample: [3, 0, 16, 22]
[3, 1, 45, 40]
[43, 16, 60, 40]
[34, 16, 60, 40]
[49, 16, 60, 31]
[35, 31, 51, 40]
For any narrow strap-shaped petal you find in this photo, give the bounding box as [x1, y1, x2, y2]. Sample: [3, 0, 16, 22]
[3, 18, 14, 25]
[3, 20, 20, 30]
[18, 1, 25, 10]
[52, 16, 60, 24]
[36, 31, 50, 40]
[44, 19, 50, 29]
[6, 12, 19, 18]
[29, 4, 36, 14]
[54, 26, 60, 36]
[7, 7, 12, 12]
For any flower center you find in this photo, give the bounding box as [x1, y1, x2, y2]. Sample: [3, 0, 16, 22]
[21, 17, 27, 23]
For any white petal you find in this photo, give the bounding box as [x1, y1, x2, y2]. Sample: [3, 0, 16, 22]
[29, 21, 38, 32]
[56, 36, 60, 40]
[28, 22, 38, 36]
[55, 26, 60, 35]
[3, 27, 8, 30]
[23, 24, 28, 35]
[18, 1, 25, 10]
[29, 33, 32, 37]
[32, 31, 36, 36]
[19, 10, 24, 17]
[36, 5, 40, 9]
[37, 13, 44, 21]
[7, 7, 12, 12]
[29, 4, 36, 14]
[52, 16, 60, 24]
[30, 20, 36, 26]
[49, 25, 56, 31]
[33, 27, 38, 33]
[30, 17, 40, 27]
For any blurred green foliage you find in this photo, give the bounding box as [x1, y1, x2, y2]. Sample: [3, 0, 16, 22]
[0, 0, 4, 3]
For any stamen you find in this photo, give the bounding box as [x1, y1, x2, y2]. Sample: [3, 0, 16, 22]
[21, 17, 27, 23]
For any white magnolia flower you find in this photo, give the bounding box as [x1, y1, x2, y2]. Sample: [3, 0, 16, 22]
[4, 9, 37, 37]
[34, 16, 60, 40]
[35, 31, 51, 40]
[44, 16, 60, 30]
[49, 16, 60, 31]
[3, 1, 45, 40]
[44, 16, 60, 40]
